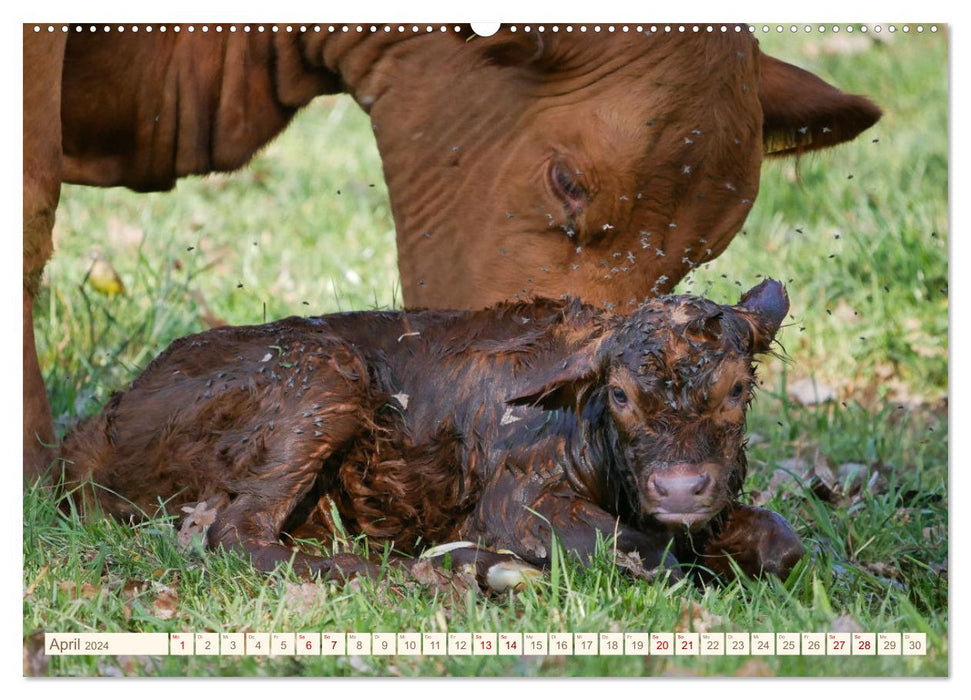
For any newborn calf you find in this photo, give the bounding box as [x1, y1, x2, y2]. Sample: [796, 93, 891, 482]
[60, 280, 803, 585]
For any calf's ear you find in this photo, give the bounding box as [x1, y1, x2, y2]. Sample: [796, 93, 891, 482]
[506, 352, 602, 412]
[759, 54, 881, 156]
[734, 279, 789, 354]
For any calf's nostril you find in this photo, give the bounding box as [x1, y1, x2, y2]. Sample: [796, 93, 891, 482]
[650, 468, 714, 505]
[692, 472, 711, 495]
[649, 473, 669, 497]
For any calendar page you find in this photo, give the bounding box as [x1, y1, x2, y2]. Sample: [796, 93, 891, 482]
[21, 9, 948, 679]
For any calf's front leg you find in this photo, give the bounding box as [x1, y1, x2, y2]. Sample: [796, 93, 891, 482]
[477, 486, 682, 578]
[690, 504, 804, 580]
[208, 488, 379, 582]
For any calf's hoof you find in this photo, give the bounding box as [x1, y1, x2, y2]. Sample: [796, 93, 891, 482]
[697, 506, 804, 580]
[421, 541, 543, 593]
[753, 512, 805, 579]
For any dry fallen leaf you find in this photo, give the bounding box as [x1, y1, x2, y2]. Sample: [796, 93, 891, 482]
[152, 575, 181, 620]
[153, 590, 179, 620]
[178, 499, 221, 549]
[408, 558, 478, 606]
[862, 561, 900, 580]
[757, 448, 837, 505]
[58, 581, 103, 600]
[613, 550, 660, 582]
[24, 564, 49, 599]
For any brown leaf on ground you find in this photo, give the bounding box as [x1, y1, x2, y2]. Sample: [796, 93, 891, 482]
[735, 659, 773, 677]
[757, 448, 839, 505]
[752, 468, 800, 506]
[58, 581, 103, 600]
[23, 630, 48, 676]
[675, 600, 725, 634]
[24, 564, 49, 599]
[408, 558, 478, 606]
[613, 549, 660, 581]
[152, 575, 181, 620]
[153, 590, 179, 620]
[123, 578, 148, 598]
[807, 449, 839, 503]
[177, 498, 223, 549]
[862, 561, 901, 580]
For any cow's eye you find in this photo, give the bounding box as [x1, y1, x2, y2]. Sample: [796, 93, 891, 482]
[729, 382, 745, 400]
[550, 160, 588, 213]
[611, 387, 629, 406]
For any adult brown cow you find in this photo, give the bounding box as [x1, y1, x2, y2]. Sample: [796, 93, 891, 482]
[23, 24, 880, 480]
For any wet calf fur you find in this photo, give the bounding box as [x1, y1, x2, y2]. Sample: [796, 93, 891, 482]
[61, 280, 803, 582]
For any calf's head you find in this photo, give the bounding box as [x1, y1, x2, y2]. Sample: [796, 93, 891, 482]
[512, 279, 788, 531]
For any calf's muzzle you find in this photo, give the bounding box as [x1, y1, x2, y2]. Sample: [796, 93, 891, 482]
[644, 462, 722, 530]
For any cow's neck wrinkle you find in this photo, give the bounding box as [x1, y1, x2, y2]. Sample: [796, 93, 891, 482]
[301, 30, 440, 114]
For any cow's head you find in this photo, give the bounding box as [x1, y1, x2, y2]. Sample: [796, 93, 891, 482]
[508, 279, 788, 532]
[349, 28, 878, 310]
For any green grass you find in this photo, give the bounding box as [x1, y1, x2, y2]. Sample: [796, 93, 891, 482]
[25, 30, 948, 676]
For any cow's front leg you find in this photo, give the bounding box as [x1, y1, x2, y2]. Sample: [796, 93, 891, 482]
[23, 28, 67, 484]
[690, 504, 804, 580]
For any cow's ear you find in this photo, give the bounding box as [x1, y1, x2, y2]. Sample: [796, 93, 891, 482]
[467, 26, 548, 67]
[759, 54, 881, 156]
[733, 279, 789, 354]
[506, 351, 602, 412]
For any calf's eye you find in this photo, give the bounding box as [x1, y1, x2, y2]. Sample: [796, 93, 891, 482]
[729, 382, 745, 400]
[611, 387, 629, 406]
